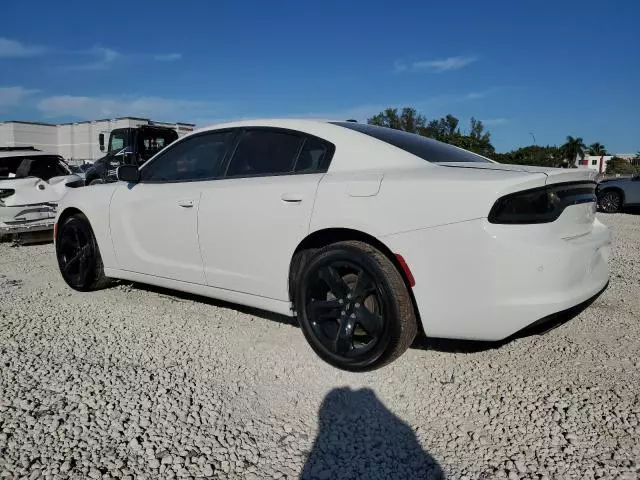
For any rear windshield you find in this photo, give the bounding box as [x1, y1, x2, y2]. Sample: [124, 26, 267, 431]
[0, 155, 71, 180]
[331, 122, 492, 163]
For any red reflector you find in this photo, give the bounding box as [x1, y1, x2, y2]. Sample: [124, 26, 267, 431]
[395, 254, 415, 287]
[53, 223, 57, 240]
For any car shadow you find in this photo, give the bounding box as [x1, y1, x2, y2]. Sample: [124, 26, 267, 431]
[123, 281, 297, 327]
[300, 387, 444, 480]
[123, 280, 607, 355]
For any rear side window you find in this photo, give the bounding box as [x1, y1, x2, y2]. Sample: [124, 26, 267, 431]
[294, 138, 328, 173]
[226, 130, 302, 177]
[331, 122, 491, 163]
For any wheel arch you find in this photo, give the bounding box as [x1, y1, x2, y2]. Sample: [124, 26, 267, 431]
[288, 227, 422, 329]
[55, 207, 86, 243]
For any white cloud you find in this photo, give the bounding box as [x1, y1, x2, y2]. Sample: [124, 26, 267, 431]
[288, 88, 501, 123]
[154, 53, 182, 62]
[37, 94, 219, 121]
[395, 55, 478, 73]
[66, 46, 121, 70]
[0, 38, 46, 58]
[0, 86, 39, 108]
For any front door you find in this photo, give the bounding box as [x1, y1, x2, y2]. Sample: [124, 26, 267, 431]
[109, 130, 236, 284]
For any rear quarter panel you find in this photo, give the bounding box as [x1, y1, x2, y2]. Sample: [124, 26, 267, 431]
[310, 165, 547, 236]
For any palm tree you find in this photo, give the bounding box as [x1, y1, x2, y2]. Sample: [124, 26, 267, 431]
[588, 142, 607, 156]
[561, 136, 586, 166]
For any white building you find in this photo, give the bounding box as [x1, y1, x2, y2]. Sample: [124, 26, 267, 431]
[0, 117, 195, 163]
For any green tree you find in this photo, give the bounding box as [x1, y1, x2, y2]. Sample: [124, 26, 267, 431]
[588, 142, 607, 156]
[561, 136, 586, 166]
[493, 145, 563, 167]
[606, 157, 640, 175]
[366, 109, 496, 157]
[367, 107, 426, 133]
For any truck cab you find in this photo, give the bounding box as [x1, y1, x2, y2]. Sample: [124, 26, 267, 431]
[84, 126, 179, 185]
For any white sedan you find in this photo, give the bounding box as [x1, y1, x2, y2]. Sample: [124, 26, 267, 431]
[54, 119, 611, 370]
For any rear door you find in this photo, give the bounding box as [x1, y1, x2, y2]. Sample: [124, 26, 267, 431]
[109, 130, 235, 284]
[198, 128, 334, 300]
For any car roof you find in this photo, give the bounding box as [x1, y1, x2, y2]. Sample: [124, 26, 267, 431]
[0, 150, 62, 159]
[184, 119, 430, 173]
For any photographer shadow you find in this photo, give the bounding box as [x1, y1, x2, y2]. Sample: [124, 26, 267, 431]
[301, 387, 444, 480]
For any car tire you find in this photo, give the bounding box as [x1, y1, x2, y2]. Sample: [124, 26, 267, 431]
[88, 178, 105, 186]
[296, 240, 417, 371]
[56, 214, 111, 291]
[599, 189, 622, 213]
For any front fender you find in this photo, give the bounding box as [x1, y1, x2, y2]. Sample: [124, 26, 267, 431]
[56, 183, 120, 269]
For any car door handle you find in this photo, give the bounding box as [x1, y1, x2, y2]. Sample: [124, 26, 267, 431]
[178, 199, 195, 208]
[281, 193, 304, 203]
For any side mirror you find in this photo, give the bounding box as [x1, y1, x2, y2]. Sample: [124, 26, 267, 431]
[117, 165, 140, 183]
[99, 133, 105, 151]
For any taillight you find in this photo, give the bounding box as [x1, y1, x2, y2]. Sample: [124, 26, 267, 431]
[488, 182, 596, 224]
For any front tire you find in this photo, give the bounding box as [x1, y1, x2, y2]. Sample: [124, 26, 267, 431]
[599, 190, 622, 213]
[56, 214, 110, 291]
[296, 241, 417, 371]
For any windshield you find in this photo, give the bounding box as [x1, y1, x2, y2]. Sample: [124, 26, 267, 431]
[109, 130, 128, 153]
[0, 155, 71, 180]
[331, 122, 492, 163]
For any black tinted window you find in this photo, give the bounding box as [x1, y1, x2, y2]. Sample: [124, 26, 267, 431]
[140, 131, 233, 182]
[331, 122, 491, 163]
[226, 130, 302, 177]
[294, 138, 328, 173]
[0, 155, 69, 180]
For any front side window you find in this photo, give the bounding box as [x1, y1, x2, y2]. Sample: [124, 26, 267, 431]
[331, 122, 492, 163]
[140, 131, 233, 182]
[226, 130, 302, 177]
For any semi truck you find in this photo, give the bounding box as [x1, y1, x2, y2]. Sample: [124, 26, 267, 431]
[83, 124, 180, 185]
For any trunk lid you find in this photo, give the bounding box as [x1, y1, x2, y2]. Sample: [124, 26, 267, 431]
[439, 162, 597, 185]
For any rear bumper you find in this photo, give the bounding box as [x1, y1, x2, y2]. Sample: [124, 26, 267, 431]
[383, 217, 611, 341]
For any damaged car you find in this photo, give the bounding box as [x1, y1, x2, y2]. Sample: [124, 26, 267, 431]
[0, 147, 82, 236]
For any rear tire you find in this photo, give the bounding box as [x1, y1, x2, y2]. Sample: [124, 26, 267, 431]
[56, 214, 111, 291]
[599, 190, 622, 213]
[295, 240, 417, 371]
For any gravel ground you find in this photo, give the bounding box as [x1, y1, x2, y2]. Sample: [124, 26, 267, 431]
[1, 212, 639, 480]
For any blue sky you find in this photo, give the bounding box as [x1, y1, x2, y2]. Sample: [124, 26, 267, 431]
[1, 0, 638, 153]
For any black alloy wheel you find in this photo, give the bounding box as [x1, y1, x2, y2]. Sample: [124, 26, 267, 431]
[297, 241, 417, 371]
[56, 214, 109, 291]
[599, 190, 622, 213]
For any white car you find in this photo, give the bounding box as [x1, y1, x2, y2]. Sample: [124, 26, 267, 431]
[53, 120, 611, 370]
[0, 148, 82, 236]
